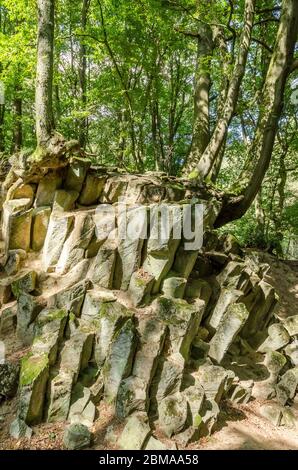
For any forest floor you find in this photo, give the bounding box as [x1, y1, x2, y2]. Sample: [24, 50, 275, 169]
[0, 253, 297, 450]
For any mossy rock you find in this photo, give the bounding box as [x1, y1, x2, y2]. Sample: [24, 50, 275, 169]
[20, 352, 49, 387]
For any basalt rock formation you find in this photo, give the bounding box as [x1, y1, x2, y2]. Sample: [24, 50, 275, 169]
[0, 158, 297, 449]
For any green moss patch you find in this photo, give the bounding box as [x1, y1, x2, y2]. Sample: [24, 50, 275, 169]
[20, 353, 49, 387]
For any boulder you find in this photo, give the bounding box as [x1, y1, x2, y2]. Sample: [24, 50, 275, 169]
[79, 173, 106, 205]
[117, 318, 166, 417]
[60, 330, 94, 381]
[191, 337, 210, 360]
[4, 206, 33, 251]
[114, 205, 147, 290]
[275, 367, 298, 405]
[195, 364, 233, 403]
[10, 183, 34, 203]
[52, 190, 79, 212]
[42, 214, 74, 271]
[260, 403, 283, 426]
[259, 323, 290, 353]
[207, 288, 243, 330]
[0, 278, 12, 304]
[199, 399, 220, 436]
[241, 280, 277, 341]
[103, 319, 136, 402]
[68, 383, 95, 428]
[182, 380, 205, 427]
[11, 271, 37, 298]
[161, 272, 187, 299]
[56, 213, 94, 274]
[65, 160, 90, 193]
[9, 418, 32, 439]
[118, 413, 151, 450]
[280, 407, 296, 429]
[89, 374, 104, 404]
[0, 302, 17, 334]
[31, 207, 51, 251]
[32, 309, 68, 365]
[172, 246, 199, 279]
[128, 269, 155, 307]
[283, 315, 298, 337]
[264, 350, 287, 383]
[284, 341, 298, 366]
[18, 353, 49, 424]
[143, 204, 182, 293]
[17, 293, 45, 345]
[155, 296, 205, 360]
[46, 370, 74, 422]
[216, 261, 244, 288]
[3, 197, 32, 215]
[145, 436, 173, 450]
[35, 173, 62, 207]
[116, 376, 147, 418]
[49, 280, 89, 317]
[63, 423, 91, 450]
[0, 362, 20, 400]
[89, 233, 117, 289]
[228, 380, 253, 404]
[185, 278, 212, 305]
[4, 250, 23, 275]
[158, 393, 188, 437]
[81, 289, 116, 320]
[93, 301, 133, 366]
[100, 176, 128, 203]
[154, 353, 185, 402]
[208, 302, 249, 363]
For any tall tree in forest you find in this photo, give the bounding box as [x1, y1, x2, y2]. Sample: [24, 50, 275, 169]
[185, 0, 256, 178]
[33, 0, 78, 163]
[216, 0, 298, 226]
[78, 0, 90, 149]
[35, 0, 55, 148]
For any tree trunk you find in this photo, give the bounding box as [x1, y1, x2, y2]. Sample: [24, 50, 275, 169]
[0, 103, 5, 152]
[186, 24, 213, 173]
[190, 0, 255, 179]
[12, 83, 23, 152]
[0, 63, 5, 152]
[216, 0, 298, 227]
[254, 190, 266, 246]
[35, 0, 55, 147]
[78, 0, 90, 149]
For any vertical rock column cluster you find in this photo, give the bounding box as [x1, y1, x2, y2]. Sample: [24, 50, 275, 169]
[0, 160, 297, 448]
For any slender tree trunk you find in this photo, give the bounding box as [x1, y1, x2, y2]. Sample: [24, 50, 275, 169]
[0, 63, 5, 152]
[186, 25, 213, 172]
[0, 103, 5, 152]
[216, 0, 298, 227]
[12, 83, 23, 152]
[78, 0, 90, 149]
[188, 0, 255, 179]
[35, 0, 55, 147]
[254, 190, 266, 246]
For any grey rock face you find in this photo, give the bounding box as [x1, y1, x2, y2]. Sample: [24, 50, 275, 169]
[0, 362, 20, 400]
[118, 413, 151, 450]
[9, 417, 32, 439]
[63, 423, 91, 450]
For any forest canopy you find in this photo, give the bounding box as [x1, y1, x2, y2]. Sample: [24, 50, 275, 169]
[0, 0, 298, 257]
